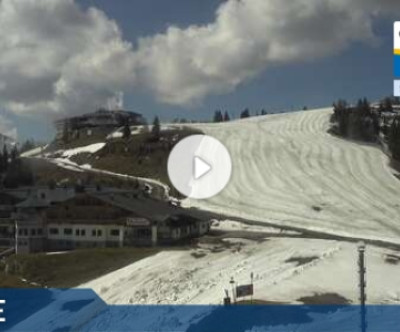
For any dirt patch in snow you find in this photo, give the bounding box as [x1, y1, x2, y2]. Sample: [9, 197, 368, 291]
[285, 256, 319, 266]
[385, 254, 400, 265]
[297, 293, 350, 305]
[191, 251, 208, 259]
[311, 206, 323, 212]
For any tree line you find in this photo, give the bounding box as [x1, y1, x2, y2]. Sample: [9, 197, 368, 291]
[122, 116, 161, 141]
[212, 108, 271, 123]
[0, 145, 34, 188]
[331, 97, 400, 161]
[331, 98, 379, 142]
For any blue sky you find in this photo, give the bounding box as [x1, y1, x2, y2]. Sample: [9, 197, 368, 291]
[1, 0, 397, 142]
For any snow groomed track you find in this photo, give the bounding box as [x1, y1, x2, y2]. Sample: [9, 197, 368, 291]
[185, 108, 400, 244]
[82, 108, 400, 306]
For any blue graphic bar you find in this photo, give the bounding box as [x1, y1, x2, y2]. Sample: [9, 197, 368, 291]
[1, 289, 400, 331]
[395, 55, 400, 78]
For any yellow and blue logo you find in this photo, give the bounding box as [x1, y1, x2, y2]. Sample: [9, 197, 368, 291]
[394, 22, 400, 77]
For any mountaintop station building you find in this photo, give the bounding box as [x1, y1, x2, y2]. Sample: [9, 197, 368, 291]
[55, 109, 145, 142]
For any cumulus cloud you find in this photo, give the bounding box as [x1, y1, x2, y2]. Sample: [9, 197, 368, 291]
[0, 0, 136, 118]
[135, 0, 399, 105]
[0, 114, 17, 140]
[0, 0, 398, 118]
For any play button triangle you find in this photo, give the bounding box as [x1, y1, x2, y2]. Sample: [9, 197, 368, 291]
[193, 156, 212, 180]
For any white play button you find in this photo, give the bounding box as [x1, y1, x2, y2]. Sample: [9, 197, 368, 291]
[193, 156, 211, 180]
[167, 135, 232, 199]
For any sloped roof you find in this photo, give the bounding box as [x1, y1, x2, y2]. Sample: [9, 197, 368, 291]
[93, 193, 179, 222]
[164, 214, 202, 227]
[13, 186, 212, 224]
[14, 187, 76, 209]
[55, 109, 143, 124]
[16, 196, 49, 208]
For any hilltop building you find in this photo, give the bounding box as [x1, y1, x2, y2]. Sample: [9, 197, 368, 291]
[55, 109, 145, 142]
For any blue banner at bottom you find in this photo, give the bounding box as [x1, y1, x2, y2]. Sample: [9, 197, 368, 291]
[0, 289, 399, 332]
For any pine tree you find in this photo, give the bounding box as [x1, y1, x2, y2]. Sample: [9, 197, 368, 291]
[152, 116, 161, 139]
[223, 111, 230, 122]
[2, 146, 9, 172]
[10, 146, 18, 164]
[20, 139, 35, 153]
[0, 150, 3, 174]
[240, 109, 250, 119]
[122, 122, 131, 139]
[383, 97, 393, 112]
[62, 123, 69, 144]
[389, 117, 400, 160]
[213, 110, 223, 123]
[333, 99, 348, 136]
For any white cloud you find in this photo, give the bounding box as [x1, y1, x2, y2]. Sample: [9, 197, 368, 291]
[135, 0, 399, 105]
[0, 114, 17, 140]
[0, 0, 136, 118]
[0, 0, 398, 118]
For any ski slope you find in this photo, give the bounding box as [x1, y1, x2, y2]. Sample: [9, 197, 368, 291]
[184, 108, 400, 243]
[81, 108, 400, 306]
[82, 236, 400, 305]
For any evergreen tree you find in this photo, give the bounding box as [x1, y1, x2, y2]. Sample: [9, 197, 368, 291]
[0, 150, 4, 174]
[62, 123, 69, 144]
[389, 117, 400, 160]
[3, 158, 34, 188]
[383, 97, 393, 112]
[240, 109, 250, 119]
[20, 139, 35, 153]
[10, 146, 18, 164]
[2, 146, 9, 172]
[122, 122, 131, 139]
[223, 111, 230, 122]
[152, 116, 161, 139]
[213, 110, 223, 122]
[332, 99, 348, 136]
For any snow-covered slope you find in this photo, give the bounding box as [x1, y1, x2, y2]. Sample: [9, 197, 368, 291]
[82, 236, 400, 305]
[81, 108, 400, 307]
[20, 145, 47, 158]
[60, 143, 106, 158]
[184, 108, 400, 243]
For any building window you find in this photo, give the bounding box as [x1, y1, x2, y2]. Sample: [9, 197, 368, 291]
[110, 229, 120, 237]
[135, 229, 151, 237]
[18, 229, 22, 236]
[92, 229, 96, 237]
[38, 229, 43, 235]
[64, 228, 72, 235]
[31, 229, 36, 236]
[97, 230, 102, 237]
[75, 229, 80, 236]
[49, 228, 58, 235]
[23, 229, 28, 236]
[81, 229, 86, 236]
